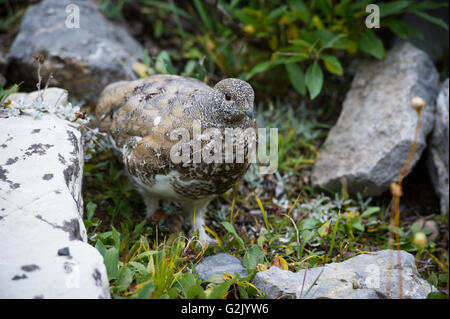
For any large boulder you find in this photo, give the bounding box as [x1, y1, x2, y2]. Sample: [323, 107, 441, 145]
[312, 42, 439, 196]
[7, 0, 143, 103]
[0, 88, 110, 298]
[427, 79, 449, 215]
[253, 250, 435, 299]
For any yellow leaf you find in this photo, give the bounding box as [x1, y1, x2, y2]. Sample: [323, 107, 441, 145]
[279, 255, 289, 270]
[132, 62, 149, 78]
[318, 221, 330, 237]
[345, 40, 358, 54]
[312, 15, 325, 30]
[223, 272, 233, 281]
[203, 225, 222, 248]
[242, 25, 255, 34]
[271, 254, 289, 270]
[257, 263, 268, 272]
[280, 14, 291, 25]
[287, 25, 300, 40]
[269, 35, 278, 51]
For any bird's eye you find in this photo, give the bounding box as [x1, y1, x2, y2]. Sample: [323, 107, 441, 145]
[225, 93, 232, 101]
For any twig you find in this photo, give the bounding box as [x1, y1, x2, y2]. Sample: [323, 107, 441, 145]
[388, 96, 425, 299]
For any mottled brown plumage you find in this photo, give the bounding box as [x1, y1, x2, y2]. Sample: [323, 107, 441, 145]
[95, 74, 256, 244]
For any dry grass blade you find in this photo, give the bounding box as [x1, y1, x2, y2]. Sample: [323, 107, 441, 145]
[388, 96, 425, 299]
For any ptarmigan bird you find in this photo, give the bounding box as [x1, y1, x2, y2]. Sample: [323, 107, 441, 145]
[95, 74, 256, 244]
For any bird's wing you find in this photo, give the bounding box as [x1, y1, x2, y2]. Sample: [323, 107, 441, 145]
[95, 75, 210, 181]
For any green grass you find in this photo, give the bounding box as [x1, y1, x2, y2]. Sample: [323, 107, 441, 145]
[82, 103, 449, 299]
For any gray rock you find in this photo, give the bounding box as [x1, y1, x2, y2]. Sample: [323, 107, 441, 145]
[0, 46, 6, 86]
[8, 0, 143, 103]
[253, 250, 436, 299]
[0, 88, 110, 298]
[195, 253, 248, 282]
[427, 79, 449, 215]
[312, 42, 439, 196]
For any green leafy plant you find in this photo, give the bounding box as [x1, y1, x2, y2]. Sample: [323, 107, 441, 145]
[0, 83, 20, 106]
[123, 0, 448, 100]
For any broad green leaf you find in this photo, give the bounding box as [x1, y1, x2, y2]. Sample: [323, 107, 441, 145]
[322, 55, 343, 75]
[305, 62, 323, 99]
[386, 19, 414, 39]
[412, 11, 448, 31]
[128, 261, 148, 275]
[155, 50, 176, 74]
[316, 0, 332, 21]
[245, 59, 285, 81]
[186, 285, 207, 299]
[140, 0, 192, 21]
[234, 8, 259, 25]
[104, 247, 119, 279]
[208, 277, 237, 299]
[142, 48, 151, 67]
[95, 240, 106, 258]
[410, 1, 449, 11]
[167, 287, 179, 299]
[289, 38, 314, 50]
[111, 226, 121, 251]
[285, 63, 306, 96]
[351, 221, 365, 232]
[181, 60, 197, 77]
[135, 250, 159, 262]
[86, 201, 97, 221]
[283, 53, 309, 64]
[319, 33, 346, 52]
[221, 221, 245, 250]
[137, 282, 155, 299]
[177, 272, 199, 297]
[238, 286, 249, 299]
[350, 0, 374, 11]
[266, 5, 287, 21]
[242, 245, 265, 273]
[288, 0, 309, 22]
[193, 0, 212, 32]
[328, 210, 341, 256]
[426, 292, 446, 299]
[116, 266, 134, 291]
[298, 217, 320, 231]
[358, 31, 385, 59]
[379, 1, 409, 18]
[361, 207, 381, 218]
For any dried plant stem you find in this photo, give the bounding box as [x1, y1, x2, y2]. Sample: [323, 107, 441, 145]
[387, 98, 424, 299]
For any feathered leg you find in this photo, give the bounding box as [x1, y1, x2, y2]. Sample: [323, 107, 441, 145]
[183, 197, 216, 245]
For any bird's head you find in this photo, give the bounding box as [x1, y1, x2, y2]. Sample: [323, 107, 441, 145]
[212, 78, 255, 124]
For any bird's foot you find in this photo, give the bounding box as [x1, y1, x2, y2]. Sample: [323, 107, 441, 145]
[190, 226, 218, 246]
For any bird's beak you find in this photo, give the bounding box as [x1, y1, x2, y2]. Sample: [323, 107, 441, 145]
[245, 108, 254, 119]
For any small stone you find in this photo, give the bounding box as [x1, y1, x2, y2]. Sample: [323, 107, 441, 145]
[21, 264, 40, 272]
[57, 247, 70, 257]
[194, 253, 248, 282]
[253, 250, 436, 299]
